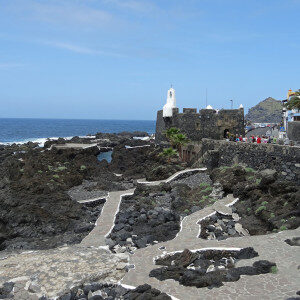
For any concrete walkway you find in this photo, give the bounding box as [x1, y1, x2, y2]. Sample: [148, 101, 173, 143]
[137, 168, 207, 185]
[50, 143, 98, 150]
[81, 189, 135, 247]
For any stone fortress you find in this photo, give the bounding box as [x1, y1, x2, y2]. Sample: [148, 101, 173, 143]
[155, 87, 245, 143]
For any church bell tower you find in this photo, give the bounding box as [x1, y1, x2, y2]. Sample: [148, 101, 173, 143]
[163, 87, 177, 117]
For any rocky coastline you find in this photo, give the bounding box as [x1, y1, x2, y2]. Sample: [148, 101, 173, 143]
[0, 131, 299, 299]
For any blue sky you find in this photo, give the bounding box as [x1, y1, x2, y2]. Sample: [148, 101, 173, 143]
[0, 0, 299, 120]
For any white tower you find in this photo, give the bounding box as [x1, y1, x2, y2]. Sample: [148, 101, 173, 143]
[163, 87, 177, 117]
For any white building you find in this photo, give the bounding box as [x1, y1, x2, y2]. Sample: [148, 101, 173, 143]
[163, 87, 177, 117]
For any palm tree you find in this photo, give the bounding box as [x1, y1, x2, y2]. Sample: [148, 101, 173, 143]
[171, 133, 189, 158]
[164, 127, 180, 144]
[159, 147, 178, 163]
[285, 90, 300, 110]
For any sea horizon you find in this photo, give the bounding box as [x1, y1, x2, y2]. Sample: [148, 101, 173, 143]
[0, 118, 156, 145]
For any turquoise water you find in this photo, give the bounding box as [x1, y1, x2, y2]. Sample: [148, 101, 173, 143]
[97, 151, 113, 163]
[0, 118, 155, 144]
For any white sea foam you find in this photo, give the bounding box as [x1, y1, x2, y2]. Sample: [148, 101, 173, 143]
[133, 136, 150, 141]
[0, 136, 73, 147]
[0, 135, 99, 147]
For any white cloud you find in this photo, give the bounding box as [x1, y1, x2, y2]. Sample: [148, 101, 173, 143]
[43, 40, 124, 57]
[0, 63, 25, 69]
[104, 0, 157, 12]
[2, 0, 114, 29]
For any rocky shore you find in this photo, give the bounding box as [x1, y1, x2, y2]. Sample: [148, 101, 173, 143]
[0, 131, 299, 299]
[0, 132, 160, 251]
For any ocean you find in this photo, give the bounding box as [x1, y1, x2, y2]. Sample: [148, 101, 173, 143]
[0, 118, 156, 145]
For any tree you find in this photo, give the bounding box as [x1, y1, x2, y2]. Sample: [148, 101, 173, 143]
[171, 133, 189, 158]
[162, 127, 189, 160]
[159, 147, 178, 163]
[164, 127, 180, 143]
[285, 90, 300, 110]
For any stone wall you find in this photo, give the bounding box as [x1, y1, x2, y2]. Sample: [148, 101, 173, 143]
[183, 139, 300, 183]
[288, 121, 300, 142]
[155, 108, 244, 143]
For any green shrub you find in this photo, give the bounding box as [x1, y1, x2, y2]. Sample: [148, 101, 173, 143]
[184, 209, 189, 214]
[53, 174, 60, 179]
[248, 176, 254, 181]
[261, 201, 268, 206]
[283, 201, 288, 207]
[48, 165, 53, 171]
[20, 168, 24, 172]
[38, 170, 43, 174]
[269, 212, 275, 219]
[279, 225, 287, 231]
[247, 207, 251, 212]
[220, 166, 230, 172]
[256, 178, 262, 185]
[202, 186, 213, 193]
[289, 216, 296, 220]
[255, 205, 266, 214]
[80, 165, 86, 170]
[199, 182, 210, 188]
[281, 219, 287, 223]
[271, 266, 278, 274]
[56, 166, 67, 171]
[245, 167, 255, 173]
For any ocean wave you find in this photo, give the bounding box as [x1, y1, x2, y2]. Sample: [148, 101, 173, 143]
[0, 136, 74, 147]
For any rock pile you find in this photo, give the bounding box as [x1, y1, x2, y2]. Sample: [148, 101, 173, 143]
[58, 283, 171, 300]
[150, 248, 277, 289]
[199, 211, 249, 240]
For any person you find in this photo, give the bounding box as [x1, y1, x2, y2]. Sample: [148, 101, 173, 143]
[284, 137, 290, 145]
[239, 136, 243, 142]
[257, 136, 261, 144]
[251, 135, 255, 143]
[235, 134, 239, 142]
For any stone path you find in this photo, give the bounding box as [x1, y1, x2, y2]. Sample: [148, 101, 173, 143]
[81, 189, 135, 247]
[137, 168, 206, 185]
[50, 143, 98, 150]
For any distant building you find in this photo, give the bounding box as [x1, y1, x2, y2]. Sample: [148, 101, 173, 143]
[155, 87, 245, 143]
[284, 89, 300, 142]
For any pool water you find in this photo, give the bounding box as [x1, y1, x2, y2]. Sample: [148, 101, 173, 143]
[97, 151, 113, 163]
